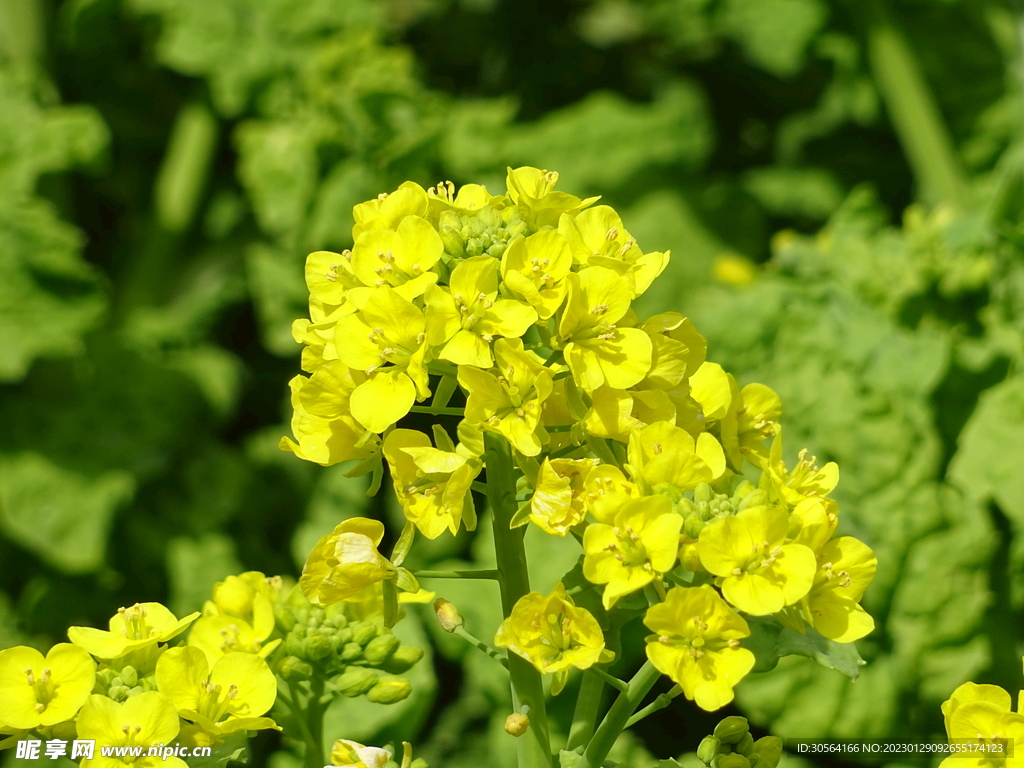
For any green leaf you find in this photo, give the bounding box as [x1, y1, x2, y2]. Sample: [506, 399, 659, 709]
[0, 452, 134, 573]
[716, 0, 828, 78]
[741, 615, 864, 680]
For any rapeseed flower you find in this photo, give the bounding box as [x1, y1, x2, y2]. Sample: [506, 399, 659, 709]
[300, 518, 394, 604]
[0, 644, 95, 729]
[69, 604, 198, 659]
[529, 458, 600, 535]
[76, 692, 185, 768]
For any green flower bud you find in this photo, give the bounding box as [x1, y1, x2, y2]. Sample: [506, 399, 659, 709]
[341, 642, 364, 661]
[306, 632, 333, 661]
[440, 228, 464, 259]
[487, 243, 507, 258]
[714, 716, 749, 744]
[96, 668, 118, 689]
[382, 645, 424, 674]
[363, 634, 401, 665]
[697, 736, 721, 764]
[279, 656, 314, 681]
[119, 666, 138, 687]
[466, 237, 483, 256]
[284, 632, 305, 656]
[125, 685, 143, 698]
[274, 604, 297, 631]
[748, 754, 763, 768]
[108, 685, 128, 702]
[717, 755, 750, 768]
[410, 760, 428, 768]
[697, 500, 712, 520]
[736, 733, 754, 757]
[695, 483, 714, 503]
[737, 489, 767, 511]
[684, 516, 706, 538]
[367, 676, 412, 704]
[334, 668, 379, 697]
[352, 623, 377, 646]
[752, 737, 783, 768]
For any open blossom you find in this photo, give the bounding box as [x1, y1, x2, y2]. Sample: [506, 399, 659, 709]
[69, 603, 199, 659]
[300, 518, 394, 604]
[0, 644, 95, 729]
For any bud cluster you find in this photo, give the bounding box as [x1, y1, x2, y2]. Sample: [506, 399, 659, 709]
[697, 717, 783, 768]
[277, 604, 422, 705]
[438, 204, 528, 264]
[656, 481, 766, 539]
[93, 663, 157, 702]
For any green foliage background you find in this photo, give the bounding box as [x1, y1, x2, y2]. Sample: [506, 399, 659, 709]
[2, 0, 1023, 765]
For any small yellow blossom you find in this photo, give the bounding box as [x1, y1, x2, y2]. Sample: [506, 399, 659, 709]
[501, 229, 572, 319]
[0, 644, 95, 729]
[384, 429, 479, 539]
[583, 495, 682, 608]
[187, 614, 281, 665]
[505, 167, 598, 230]
[643, 585, 754, 711]
[69, 603, 199, 659]
[626, 421, 725, 491]
[300, 518, 394, 604]
[459, 338, 553, 456]
[939, 683, 1024, 768]
[352, 181, 430, 238]
[155, 647, 278, 741]
[529, 458, 600, 535]
[350, 215, 442, 301]
[697, 506, 816, 615]
[425, 256, 537, 368]
[637, 313, 706, 388]
[334, 287, 431, 433]
[494, 583, 612, 694]
[77, 692, 186, 768]
[758, 427, 838, 506]
[584, 386, 675, 443]
[803, 537, 876, 642]
[556, 266, 652, 391]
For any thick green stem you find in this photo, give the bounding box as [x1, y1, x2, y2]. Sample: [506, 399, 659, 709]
[566, 670, 605, 752]
[485, 432, 552, 768]
[578, 661, 661, 768]
[865, 1, 966, 207]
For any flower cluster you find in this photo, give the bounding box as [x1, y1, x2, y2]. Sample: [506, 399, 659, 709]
[938, 662, 1024, 768]
[0, 568, 426, 765]
[283, 168, 877, 716]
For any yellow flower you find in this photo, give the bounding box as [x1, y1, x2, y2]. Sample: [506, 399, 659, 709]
[494, 583, 612, 694]
[626, 421, 725, 491]
[529, 458, 601, 535]
[803, 537, 876, 642]
[643, 585, 754, 711]
[459, 338, 553, 456]
[334, 287, 431, 433]
[584, 385, 675, 443]
[428, 180, 496, 214]
[500, 229, 572, 319]
[637, 313, 706, 389]
[697, 506, 816, 615]
[350, 215, 442, 300]
[424, 255, 537, 368]
[582, 495, 682, 608]
[279, 365, 381, 465]
[558, 204, 668, 297]
[555, 266, 652, 391]
[352, 181, 430, 238]
[757, 427, 838, 506]
[582, 464, 636, 523]
[69, 604, 199, 659]
[187, 614, 281, 665]
[300, 518, 395, 604]
[330, 739, 393, 768]
[939, 686, 1024, 768]
[155, 647, 278, 741]
[384, 429, 479, 539]
[0, 644, 95, 729]
[76, 692, 185, 768]
[505, 166, 598, 230]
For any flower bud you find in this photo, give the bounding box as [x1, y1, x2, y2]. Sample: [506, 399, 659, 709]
[697, 736, 721, 764]
[284, 631, 305, 656]
[440, 228, 464, 259]
[717, 755, 750, 768]
[684, 516, 706, 539]
[352, 623, 378, 646]
[341, 641, 364, 661]
[108, 684, 128, 702]
[363, 634, 401, 665]
[714, 716, 749, 744]
[305, 632, 333, 660]
[279, 655, 314, 680]
[410, 760, 428, 768]
[736, 733, 754, 756]
[366, 676, 412, 704]
[695, 483, 714, 503]
[335, 668, 379, 697]
[119, 666, 138, 687]
[752, 737, 783, 768]
[382, 645, 425, 674]
[434, 598, 465, 633]
[504, 713, 530, 737]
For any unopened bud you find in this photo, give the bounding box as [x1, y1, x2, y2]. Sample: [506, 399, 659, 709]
[119, 666, 138, 687]
[341, 641, 364, 661]
[736, 732, 754, 757]
[305, 632, 333, 660]
[752, 737, 782, 768]
[684, 516, 706, 538]
[382, 646, 425, 674]
[717, 755, 750, 768]
[714, 716, 749, 744]
[279, 656, 313, 681]
[363, 634, 401, 665]
[697, 736, 721, 764]
[366, 676, 412, 704]
[334, 668, 379, 697]
[694, 483, 715, 503]
[434, 599, 465, 633]
[352, 623, 378, 646]
[504, 713, 530, 737]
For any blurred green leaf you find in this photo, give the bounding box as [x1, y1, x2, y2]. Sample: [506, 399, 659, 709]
[166, 533, 243, 615]
[742, 615, 864, 680]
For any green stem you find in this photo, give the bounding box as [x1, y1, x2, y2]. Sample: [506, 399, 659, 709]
[409, 405, 465, 416]
[578, 661, 661, 768]
[485, 432, 552, 768]
[589, 667, 628, 692]
[566, 670, 606, 752]
[625, 684, 682, 728]
[454, 625, 510, 669]
[414, 569, 500, 580]
[864, 1, 966, 207]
